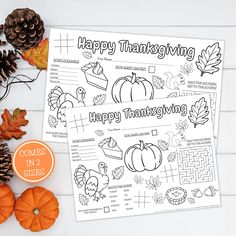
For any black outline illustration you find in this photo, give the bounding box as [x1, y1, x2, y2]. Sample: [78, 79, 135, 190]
[152, 192, 164, 204]
[54, 33, 74, 53]
[124, 140, 162, 172]
[81, 62, 108, 91]
[204, 186, 218, 197]
[111, 72, 154, 103]
[82, 51, 92, 59]
[145, 175, 162, 190]
[74, 162, 109, 201]
[48, 114, 58, 128]
[180, 63, 194, 75]
[160, 164, 178, 183]
[98, 137, 123, 160]
[165, 187, 187, 205]
[78, 194, 89, 206]
[166, 131, 186, 147]
[167, 151, 177, 162]
[95, 130, 104, 136]
[165, 72, 185, 90]
[187, 197, 195, 204]
[111, 166, 124, 180]
[69, 114, 89, 133]
[167, 91, 179, 98]
[192, 188, 203, 198]
[157, 140, 169, 151]
[152, 76, 165, 89]
[175, 119, 189, 132]
[133, 175, 144, 185]
[48, 86, 86, 126]
[196, 42, 222, 76]
[177, 146, 215, 185]
[188, 97, 209, 128]
[93, 94, 106, 105]
[133, 191, 151, 208]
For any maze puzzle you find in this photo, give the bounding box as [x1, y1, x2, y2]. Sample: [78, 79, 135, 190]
[177, 145, 215, 184]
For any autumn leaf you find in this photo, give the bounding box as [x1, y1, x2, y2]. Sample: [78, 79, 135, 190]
[22, 38, 49, 70]
[188, 97, 209, 128]
[0, 108, 29, 140]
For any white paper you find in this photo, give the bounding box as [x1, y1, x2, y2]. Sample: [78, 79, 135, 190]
[43, 28, 224, 142]
[66, 95, 220, 221]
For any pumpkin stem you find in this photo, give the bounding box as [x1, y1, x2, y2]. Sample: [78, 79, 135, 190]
[139, 140, 144, 151]
[33, 208, 40, 216]
[131, 72, 137, 83]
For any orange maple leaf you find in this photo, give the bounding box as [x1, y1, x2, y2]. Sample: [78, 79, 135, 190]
[0, 108, 29, 140]
[22, 38, 49, 70]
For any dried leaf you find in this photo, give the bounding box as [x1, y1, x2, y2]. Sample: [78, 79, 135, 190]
[0, 108, 29, 140]
[112, 166, 124, 180]
[145, 176, 161, 190]
[22, 38, 49, 70]
[157, 140, 169, 151]
[152, 76, 165, 89]
[93, 94, 106, 105]
[167, 152, 176, 162]
[95, 130, 104, 136]
[82, 51, 92, 59]
[79, 194, 89, 206]
[196, 42, 222, 76]
[188, 97, 209, 128]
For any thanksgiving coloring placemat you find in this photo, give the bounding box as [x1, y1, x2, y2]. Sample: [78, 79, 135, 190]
[66, 95, 220, 221]
[43, 28, 224, 142]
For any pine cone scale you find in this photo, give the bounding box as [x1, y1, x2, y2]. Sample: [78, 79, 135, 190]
[4, 8, 45, 50]
[0, 50, 19, 82]
[0, 143, 13, 183]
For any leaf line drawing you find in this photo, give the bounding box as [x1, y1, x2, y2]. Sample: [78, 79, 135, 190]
[112, 166, 124, 180]
[133, 175, 144, 185]
[93, 94, 106, 105]
[152, 76, 165, 89]
[175, 119, 189, 132]
[196, 42, 222, 76]
[48, 115, 58, 128]
[145, 175, 161, 190]
[79, 194, 89, 206]
[180, 63, 194, 75]
[152, 192, 164, 204]
[188, 97, 209, 128]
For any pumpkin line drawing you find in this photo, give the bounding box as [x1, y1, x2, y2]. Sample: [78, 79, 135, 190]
[111, 72, 154, 103]
[124, 140, 162, 172]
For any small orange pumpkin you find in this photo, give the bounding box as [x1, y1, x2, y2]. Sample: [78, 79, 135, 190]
[15, 186, 59, 232]
[0, 184, 15, 224]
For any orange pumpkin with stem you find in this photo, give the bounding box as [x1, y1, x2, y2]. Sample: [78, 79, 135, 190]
[15, 186, 59, 232]
[0, 184, 15, 224]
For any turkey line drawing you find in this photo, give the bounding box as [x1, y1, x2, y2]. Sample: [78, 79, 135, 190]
[74, 162, 109, 201]
[48, 86, 86, 126]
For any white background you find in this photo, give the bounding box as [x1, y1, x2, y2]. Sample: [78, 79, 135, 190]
[0, 0, 236, 235]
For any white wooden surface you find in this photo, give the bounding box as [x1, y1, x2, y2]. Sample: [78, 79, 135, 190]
[1, 0, 236, 235]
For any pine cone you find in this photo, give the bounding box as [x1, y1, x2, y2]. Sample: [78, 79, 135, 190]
[4, 8, 45, 50]
[0, 143, 13, 183]
[0, 50, 19, 83]
[0, 24, 6, 46]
